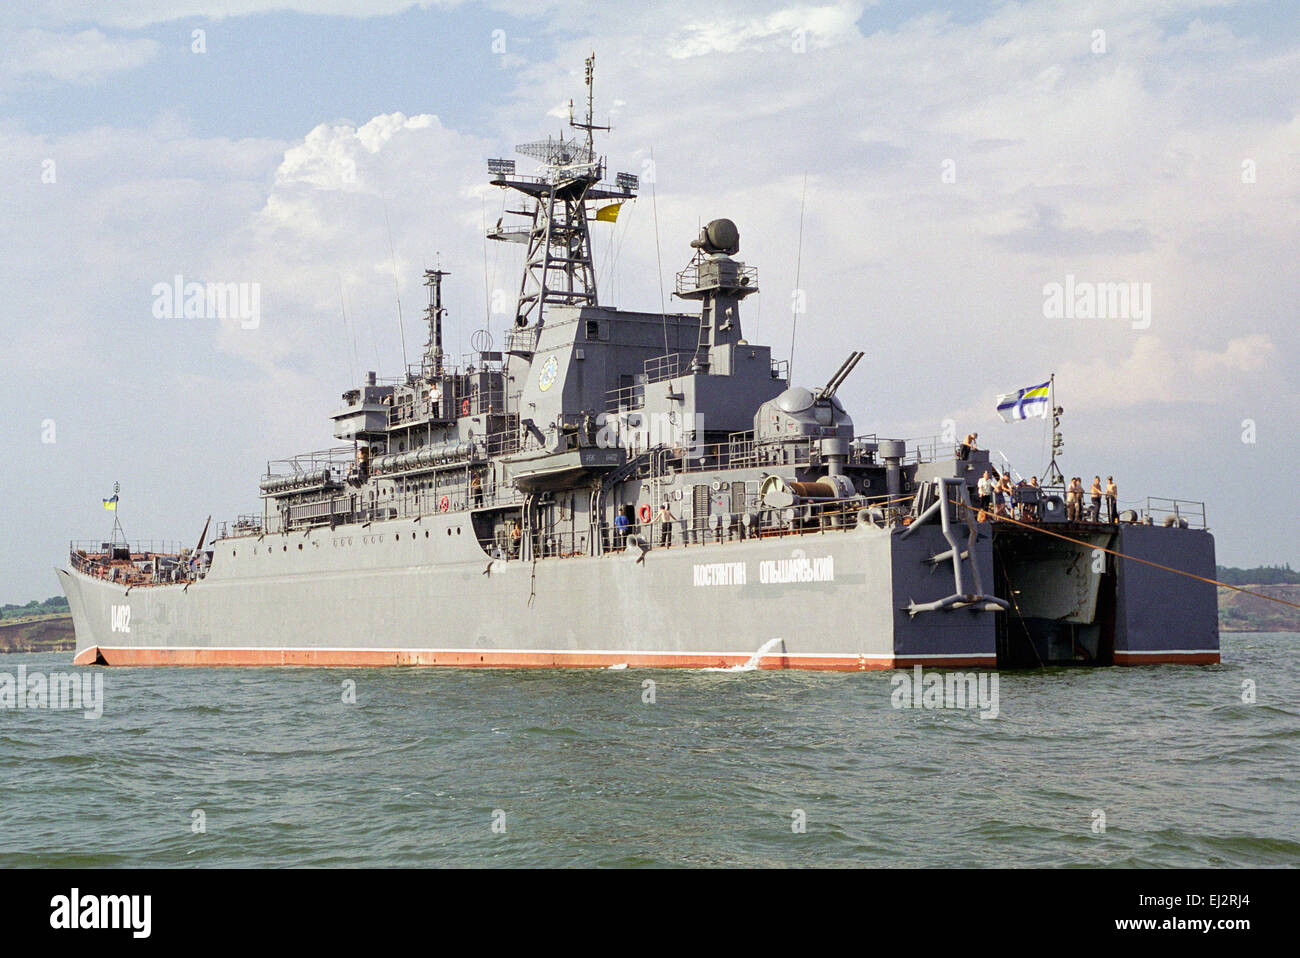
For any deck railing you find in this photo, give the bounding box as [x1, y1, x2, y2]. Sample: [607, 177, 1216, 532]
[264, 447, 357, 480]
[69, 540, 195, 586]
[1142, 497, 1207, 529]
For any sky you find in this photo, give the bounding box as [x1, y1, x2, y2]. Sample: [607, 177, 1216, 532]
[0, 0, 1296, 603]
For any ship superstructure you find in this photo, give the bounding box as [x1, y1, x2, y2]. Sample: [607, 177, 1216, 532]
[59, 60, 1220, 669]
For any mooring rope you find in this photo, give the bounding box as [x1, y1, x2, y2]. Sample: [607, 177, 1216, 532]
[949, 498, 1300, 611]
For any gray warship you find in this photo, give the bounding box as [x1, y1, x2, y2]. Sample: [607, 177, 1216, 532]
[60, 61, 1219, 670]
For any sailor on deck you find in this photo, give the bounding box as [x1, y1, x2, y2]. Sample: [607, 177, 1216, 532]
[995, 474, 1013, 516]
[1066, 478, 1084, 522]
[655, 502, 676, 548]
[976, 471, 994, 512]
[1022, 476, 1041, 521]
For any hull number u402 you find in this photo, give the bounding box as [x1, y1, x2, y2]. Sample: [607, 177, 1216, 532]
[110, 604, 131, 633]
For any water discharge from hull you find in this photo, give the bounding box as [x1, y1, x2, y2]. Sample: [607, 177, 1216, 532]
[704, 637, 785, 672]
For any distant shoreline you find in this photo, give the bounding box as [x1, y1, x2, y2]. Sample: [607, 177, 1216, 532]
[1218, 584, 1300, 634]
[0, 614, 75, 654]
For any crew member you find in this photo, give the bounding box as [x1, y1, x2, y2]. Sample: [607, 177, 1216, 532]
[1105, 476, 1118, 523]
[976, 470, 994, 513]
[1089, 476, 1103, 523]
[470, 472, 483, 508]
[509, 520, 522, 558]
[1023, 476, 1041, 521]
[959, 432, 978, 460]
[1066, 477, 1083, 522]
[655, 502, 676, 548]
[614, 510, 629, 549]
[995, 473, 1014, 516]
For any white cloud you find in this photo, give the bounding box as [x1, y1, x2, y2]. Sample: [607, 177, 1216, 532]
[209, 111, 495, 381]
[32, 1, 457, 30]
[1058, 334, 1276, 410]
[2, 28, 158, 83]
[669, 3, 867, 58]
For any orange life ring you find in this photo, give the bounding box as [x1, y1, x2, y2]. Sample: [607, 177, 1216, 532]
[638, 504, 652, 524]
[461, 399, 471, 416]
[439, 495, 450, 513]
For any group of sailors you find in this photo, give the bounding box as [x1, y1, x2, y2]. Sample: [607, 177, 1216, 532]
[1066, 476, 1119, 523]
[963, 433, 1121, 524]
[975, 470, 1037, 520]
[974, 469, 1119, 523]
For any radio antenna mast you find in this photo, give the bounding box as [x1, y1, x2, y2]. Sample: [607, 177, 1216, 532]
[423, 266, 449, 376]
[570, 53, 604, 156]
[789, 171, 807, 381]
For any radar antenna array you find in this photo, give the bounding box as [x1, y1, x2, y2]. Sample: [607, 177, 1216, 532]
[515, 136, 594, 168]
[484, 53, 637, 335]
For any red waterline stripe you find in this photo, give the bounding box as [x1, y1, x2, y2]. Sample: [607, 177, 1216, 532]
[1113, 650, 1220, 665]
[74, 646, 997, 670]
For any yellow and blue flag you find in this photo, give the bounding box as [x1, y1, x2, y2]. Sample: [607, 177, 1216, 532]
[996, 381, 1050, 422]
[102, 495, 119, 512]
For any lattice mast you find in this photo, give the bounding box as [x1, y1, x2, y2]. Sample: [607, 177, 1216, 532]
[485, 54, 638, 337]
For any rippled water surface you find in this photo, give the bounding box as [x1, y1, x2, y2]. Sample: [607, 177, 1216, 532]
[1, 634, 1296, 867]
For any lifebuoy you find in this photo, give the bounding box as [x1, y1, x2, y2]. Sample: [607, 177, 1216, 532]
[638, 504, 652, 524]
[439, 495, 450, 513]
[461, 399, 471, 416]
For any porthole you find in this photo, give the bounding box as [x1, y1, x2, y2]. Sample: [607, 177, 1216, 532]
[424, 531, 429, 538]
[298, 544, 303, 551]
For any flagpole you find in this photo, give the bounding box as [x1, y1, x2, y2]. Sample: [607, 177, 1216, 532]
[1045, 374, 1065, 489]
[108, 481, 126, 547]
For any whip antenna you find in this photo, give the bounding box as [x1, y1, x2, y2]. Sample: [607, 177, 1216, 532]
[789, 171, 807, 381]
[384, 203, 409, 376]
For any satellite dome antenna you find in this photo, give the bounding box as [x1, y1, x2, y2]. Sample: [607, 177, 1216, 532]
[676, 218, 758, 373]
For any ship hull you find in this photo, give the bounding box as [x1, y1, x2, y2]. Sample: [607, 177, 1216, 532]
[57, 513, 1219, 670]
